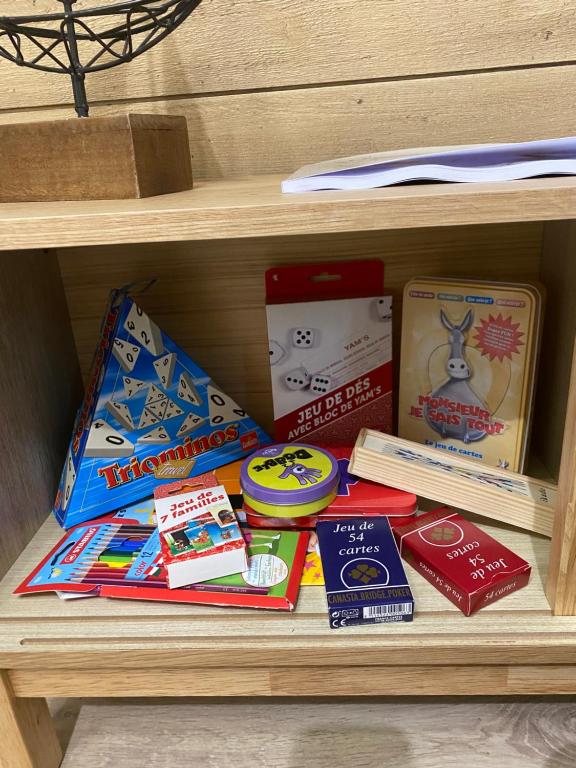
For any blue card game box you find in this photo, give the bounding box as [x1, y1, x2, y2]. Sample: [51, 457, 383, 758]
[316, 516, 414, 628]
[53, 288, 270, 528]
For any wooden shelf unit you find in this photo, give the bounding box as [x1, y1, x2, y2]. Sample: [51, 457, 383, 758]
[3, 2, 576, 761]
[2, 174, 576, 767]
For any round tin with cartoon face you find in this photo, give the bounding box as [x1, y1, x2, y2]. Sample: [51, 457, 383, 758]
[240, 443, 340, 518]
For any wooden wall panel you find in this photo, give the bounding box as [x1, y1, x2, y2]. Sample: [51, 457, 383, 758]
[0, 1, 574, 112]
[0, 251, 82, 578]
[3, 66, 576, 180]
[58, 223, 542, 432]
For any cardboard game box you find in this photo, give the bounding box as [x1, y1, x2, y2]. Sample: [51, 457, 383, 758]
[393, 507, 531, 615]
[154, 483, 247, 589]
[266, 261, 393, 444]
[53, 289, 270, 528]
[398, 278, 543, 472]
[317, 516, 414, 628]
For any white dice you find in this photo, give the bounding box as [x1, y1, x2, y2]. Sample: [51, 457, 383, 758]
[291, 328, 318, 349]
[268, 340, 287, 366]
[310, 374, 333, 395]
[284, 367, 311, 391]
[374, 296, 392, 321]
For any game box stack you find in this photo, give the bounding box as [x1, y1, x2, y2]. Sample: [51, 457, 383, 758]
[242, 445, 417, 529]
[14, 267, 545, 628]
[240, 443, 341, 519]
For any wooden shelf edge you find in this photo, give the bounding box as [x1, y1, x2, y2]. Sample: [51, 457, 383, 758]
[2, 515, 576, 673]
[10, 664, 576, 697]
[1, 175, 576, 250]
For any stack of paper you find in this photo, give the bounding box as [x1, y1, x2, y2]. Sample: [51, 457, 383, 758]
[281, 136, 576, 192]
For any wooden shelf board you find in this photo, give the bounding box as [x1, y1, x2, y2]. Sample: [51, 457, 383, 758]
[1, 515, 576, 674]
[2, 175, 576, 251]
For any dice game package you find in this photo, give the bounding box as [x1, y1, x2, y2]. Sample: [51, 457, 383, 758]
[154, 483, 247, 589]
[54, 288, 270, 529]
[398, 277, 543, 472]
[316, 516, 414, 629]
[266, 261, 393, 444]
[393, 508, 531, 615]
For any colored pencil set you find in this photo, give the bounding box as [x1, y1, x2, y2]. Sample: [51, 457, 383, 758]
[15, 504, 308, 611]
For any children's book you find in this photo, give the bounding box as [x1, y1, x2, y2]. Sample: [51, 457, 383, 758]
[54, 288, 270, 529]
[16, 511, 308, 611]
[281, 136, 576, 192]
[398, 278, 543, 472]
[301, 532, 324, 586]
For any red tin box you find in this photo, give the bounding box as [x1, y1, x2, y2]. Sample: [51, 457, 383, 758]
[245, 445, 416, 528]
[323, 446, 416, 516]
[393, 508, 531, 615]
[221, 446, 417, 529]
[245, 507, 417, 530]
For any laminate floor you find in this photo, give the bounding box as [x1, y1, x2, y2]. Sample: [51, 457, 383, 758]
[52, 698, 576, 767]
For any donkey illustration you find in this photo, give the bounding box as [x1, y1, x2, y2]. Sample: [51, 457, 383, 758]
[424, 308, 487, 443]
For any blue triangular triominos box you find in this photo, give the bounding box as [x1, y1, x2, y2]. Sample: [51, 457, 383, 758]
[54, 289, 271, 528]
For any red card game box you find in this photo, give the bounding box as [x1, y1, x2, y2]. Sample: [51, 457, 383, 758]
[393, 508, 531, 615]
[266, 261, 393, 444]
[53, 288, 270, 528]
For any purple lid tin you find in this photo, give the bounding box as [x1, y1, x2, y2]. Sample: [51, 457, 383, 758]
[240, 444, 340, 506]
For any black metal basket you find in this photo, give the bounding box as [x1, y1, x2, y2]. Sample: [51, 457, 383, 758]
[0, 0, 203, 117]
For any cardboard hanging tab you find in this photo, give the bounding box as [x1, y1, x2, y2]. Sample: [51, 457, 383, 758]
[266, 260, 384, 304]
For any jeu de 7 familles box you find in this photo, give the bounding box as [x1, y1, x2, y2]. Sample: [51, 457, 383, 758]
[393, 508, 531, 615]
